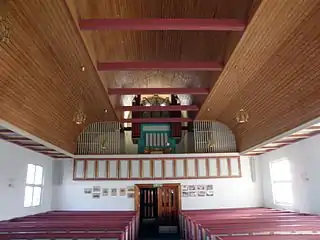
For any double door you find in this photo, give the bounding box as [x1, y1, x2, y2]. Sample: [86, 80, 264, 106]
[136, 184, 180, 226]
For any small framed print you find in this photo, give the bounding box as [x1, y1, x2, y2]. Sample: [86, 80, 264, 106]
[102, 188, 108, 196]
[120, 188, 126, 196]
[206, 190, 214, 196]
[182, 185, 188, 191]
[84, 188, 92, 194]
[92, 186, 101, 193]
[197, 185, 205, 190]
[182, 191, 188, 197]
[111, 188, 117, 196]
[92, 193, 100, 199]
[127, 193, 134, 198]
[188, 191, 197, 197]
[206, 185, 213, 191]
[198, 191, 206, 197]
[188, 185, 196, 191]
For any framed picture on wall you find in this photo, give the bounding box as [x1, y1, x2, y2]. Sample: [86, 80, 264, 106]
[197, 185, 205, 190]
[182, 191, 188, 197]
[198, 191, 206, 197]
[92, 186, 101, 193]
[111, 188, 117, 196]
[188, 185, 196, 191]
[206, 190, 214, 196]
[188, 191, 197, 197]
[182, 185, 188, 191]
[92, 193, 100, 199]
[127, 186, 134, 192]
[127, 193, 134, 198]
[120, 188, 126, 196]
[102, 188, 108, 196]
[206, 185, 213, 191]
[84, 188, 92, 194]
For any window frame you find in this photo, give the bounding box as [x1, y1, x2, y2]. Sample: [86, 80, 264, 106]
[24, 164, 44, 207]
[270, 158, 293, 206]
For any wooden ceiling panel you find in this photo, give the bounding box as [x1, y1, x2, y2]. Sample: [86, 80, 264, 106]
[66, 0, 258, 116]
[197, 0, 320, 151]
[0, 0, 116, 153]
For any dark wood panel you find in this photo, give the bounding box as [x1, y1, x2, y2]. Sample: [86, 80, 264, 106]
[0, 0, 117, 152]
[197, 0, 320, 151]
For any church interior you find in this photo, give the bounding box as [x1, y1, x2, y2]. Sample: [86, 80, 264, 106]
[0, 0, 320, 239]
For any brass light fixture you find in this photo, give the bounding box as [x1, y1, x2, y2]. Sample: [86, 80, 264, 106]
[207, 139, 215, 149]
[236, 108, 249, 123]
[73, 89, 87, 125]
[235, 66, 249, 123]
[100, 137, 107, 150]
[73, 107, 86, 125]
[0, 0, 11, 43]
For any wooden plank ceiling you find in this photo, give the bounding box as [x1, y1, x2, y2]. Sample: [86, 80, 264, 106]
[0, 0, 117, 153]
[66, 0, 260, 118]
[197, 0, 320, 151]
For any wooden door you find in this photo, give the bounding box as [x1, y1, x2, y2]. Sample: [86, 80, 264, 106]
[140, 188, 158, 219]
[158, 185, 179, 225]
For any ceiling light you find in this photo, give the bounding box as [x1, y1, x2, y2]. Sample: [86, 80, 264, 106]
[0, 16, 10, 43]
[160, 103, 166, 106]
[73, 109, 86, 125]
[80, 66, 85, 72]
[104, 109, 108, 113]
[207, 139, 215, 148]
[236, 108, 249, 124]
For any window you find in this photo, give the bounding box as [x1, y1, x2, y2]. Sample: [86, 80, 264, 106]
[24, 164, 44, 207]
[270, 159, 293, 205]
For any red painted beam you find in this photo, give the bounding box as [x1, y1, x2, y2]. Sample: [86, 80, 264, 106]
[79, 18, 246, 31]
[117, 105, 199, 112]
[2, 137, 31, 141]
[108, 88, 209, 95]
[9, 142, 44, 147]
[0, 129, 13, 133]
[98, 61, 222, 71]
[121, 118, 192, 123]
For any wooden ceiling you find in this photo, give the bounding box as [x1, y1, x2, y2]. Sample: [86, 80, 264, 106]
[2, 0, 318, 153]
[66, 0, 260, 113]
[0, 0, 117, 153]
[197, 0, 320, 151]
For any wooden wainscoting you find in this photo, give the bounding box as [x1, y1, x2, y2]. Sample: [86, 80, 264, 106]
[73, 156, 241, 180]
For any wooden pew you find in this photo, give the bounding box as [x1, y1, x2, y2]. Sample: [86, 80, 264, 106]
[0, 211, 138, 240]
[0, 232, 124, 240]
[179, 208, 320, 240]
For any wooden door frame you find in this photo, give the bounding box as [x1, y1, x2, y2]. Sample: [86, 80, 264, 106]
[134, 183, 181, 217]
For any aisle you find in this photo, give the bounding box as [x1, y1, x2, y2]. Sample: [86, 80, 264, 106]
[139, 233, 181, 240]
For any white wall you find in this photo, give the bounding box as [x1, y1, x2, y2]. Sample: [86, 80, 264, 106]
[0, 139, 53, 221]
[52, 156, 262, 210]
[258, 134, 320, 214]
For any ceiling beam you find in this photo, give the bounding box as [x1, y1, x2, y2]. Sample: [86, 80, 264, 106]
[108, 88, 209, 95]
[97, 61, 223, 71]
[9, 142, 44, 147]
[121, 118, 193, 123]
[79, 18, 246, 31]
[117, 105, 199, 112]
[1, 136, 31, 141]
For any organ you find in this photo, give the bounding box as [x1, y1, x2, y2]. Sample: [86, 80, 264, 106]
[131, 94, 182, 154]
